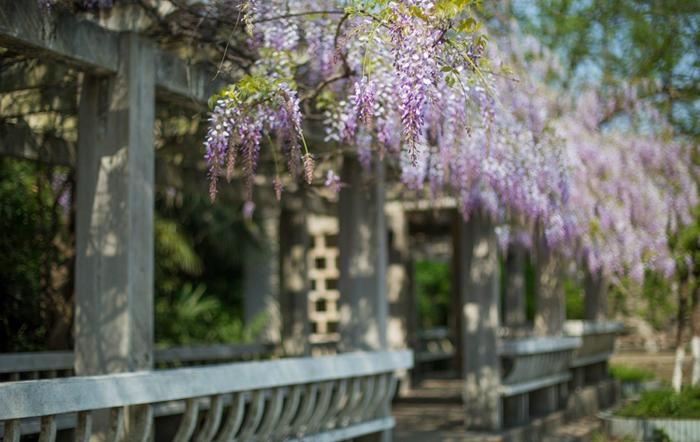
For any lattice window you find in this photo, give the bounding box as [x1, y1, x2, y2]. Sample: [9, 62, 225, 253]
[307, 215, 341, 344]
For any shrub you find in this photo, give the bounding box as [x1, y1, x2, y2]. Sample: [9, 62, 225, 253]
[616, 387, 700, 419]
[609, 364, 656, 383]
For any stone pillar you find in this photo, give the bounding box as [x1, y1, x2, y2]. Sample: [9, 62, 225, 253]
[338, 156, 388, 351]
[243, 187, 281, 344]
[455, 210, 502, 431]
[584, 268, 608, 321]
[386, 202, 415, 394]
[533, 232, 565, 336]
[279, 189, 310, 356]
[74, 33, 155, 442]
[74, 33, 155, 375]
[338, 155, 390, 442]
[503, 244, 527, 328]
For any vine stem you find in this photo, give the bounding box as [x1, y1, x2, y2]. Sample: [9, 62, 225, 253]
[252, 10, 345, 24]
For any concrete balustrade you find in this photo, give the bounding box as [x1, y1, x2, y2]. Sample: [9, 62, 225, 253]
[0, 350, 412, 441]
[0, 343, 276, 382]
[499, 337, 581, 427]
[564, 320, 624, 388]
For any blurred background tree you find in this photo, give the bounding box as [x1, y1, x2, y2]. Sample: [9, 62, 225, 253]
[507, 0, 700, 139]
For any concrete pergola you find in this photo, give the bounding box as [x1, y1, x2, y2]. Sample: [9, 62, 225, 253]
[0, 2, 621, 440]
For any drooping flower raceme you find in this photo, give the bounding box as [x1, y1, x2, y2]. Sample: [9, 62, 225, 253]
[204, 78, 311, 207]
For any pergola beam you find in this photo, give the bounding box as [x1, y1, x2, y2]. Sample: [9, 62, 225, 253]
[0, 121, 75, 167]
[0, 0, 226, 105]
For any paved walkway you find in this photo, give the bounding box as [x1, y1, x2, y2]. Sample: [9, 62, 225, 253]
[393, 377, 601, 442]
[393, 377, 501, 441]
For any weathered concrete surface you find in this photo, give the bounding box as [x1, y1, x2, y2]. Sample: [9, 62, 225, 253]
[243, 187, 282, 344]
[279, 189, 311, 356]
[0, 0, 224, 105]
[394, 378, 610, 442]
[583, 270, 608, 321]
[385, 202, 415, 352]
[504, 245, 527, 327]
[74, 33, 155, 375]
[454, 211, 502, 431]
[534, 232, 565, 336]
[338, 156, 389, 352]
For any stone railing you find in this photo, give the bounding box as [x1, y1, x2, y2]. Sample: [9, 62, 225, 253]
[564, 320, 624, 388]
[411, 327, 455, 385]
[498, 337, 581, 427]
[0, 350, 413, 441]
[414, 327, 455, 365]
[0, 343, 275, 382]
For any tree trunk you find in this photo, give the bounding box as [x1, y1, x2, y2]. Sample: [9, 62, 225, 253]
[672, 282, 689, 392]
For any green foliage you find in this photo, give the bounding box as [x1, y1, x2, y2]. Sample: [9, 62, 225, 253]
[652, 428, 672, 442]
[154, 190, 252, 346]
[616, 387, 700, 419]
[155, 283, 266, 346]
[0, 158, 48, 350]
[524, 255, 536, 321]
[415, 260, 452, 328]
[564, 277, 585, 320]
[609, 363, 656, 383]
[0, 158, 72, 351]
[155, 216, 203, 296]
[642, 271, 676, 330]
[509, 0, 700, 139]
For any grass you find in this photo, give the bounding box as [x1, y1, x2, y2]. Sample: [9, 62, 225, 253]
[615, 387, 700, 419]
[591, 431, 637, 442]
[609, 363, 656, 383]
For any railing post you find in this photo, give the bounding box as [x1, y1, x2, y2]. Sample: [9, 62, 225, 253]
[454, 210, 502, 431]
[75, 32, 155, 441]
[243, 186, 281, 344]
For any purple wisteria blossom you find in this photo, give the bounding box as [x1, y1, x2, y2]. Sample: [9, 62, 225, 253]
[324, 170, 343, 195]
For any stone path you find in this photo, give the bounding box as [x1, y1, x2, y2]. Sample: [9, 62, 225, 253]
[393, 377, 601, 442]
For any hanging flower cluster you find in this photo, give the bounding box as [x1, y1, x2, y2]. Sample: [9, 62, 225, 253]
[206, 0, 501, 214]
[501, 33, 697, 282]
[43, 0, 697, 286]
[205, 78, 312, 206]
[559, 91, 697, 282]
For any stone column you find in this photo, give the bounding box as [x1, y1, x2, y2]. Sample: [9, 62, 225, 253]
[455, 210, 502, 431]
[533, 231, 565, 336]
[338, 156, 388, 351]
[503, 244, 527, 328]
[338, 155, 390, 442]
[385, 202, 415, 349]
[243, 187, 281, 344]
[74, 33, 155, 375]
[386, 201, 415, 394]
[584, 268, 608, 321]
[74, 33, 155, 441]
[279, 188, 311, 356]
